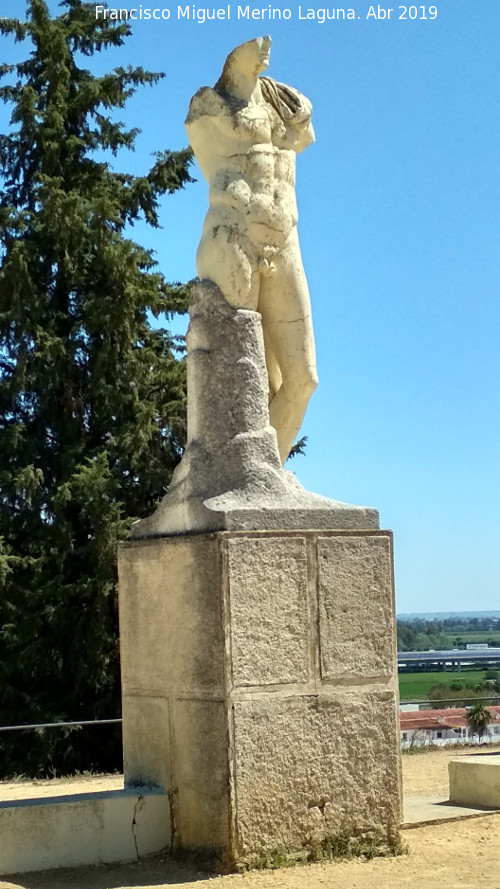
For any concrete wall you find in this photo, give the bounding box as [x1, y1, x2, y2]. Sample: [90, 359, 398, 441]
[449, 754, 500, 808]
[0, 785, 170, 876]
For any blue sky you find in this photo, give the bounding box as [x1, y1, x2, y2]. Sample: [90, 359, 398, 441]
[2, 0, 499, 615]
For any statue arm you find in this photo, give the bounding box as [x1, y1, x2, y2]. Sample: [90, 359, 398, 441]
[285, 114, 315, 153]
[185, 87, 230, 178]
[279, 88, 315, 153]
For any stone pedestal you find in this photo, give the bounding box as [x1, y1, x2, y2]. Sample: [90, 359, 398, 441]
[118, 528, 402, 868]
[130, 283, 379, 537]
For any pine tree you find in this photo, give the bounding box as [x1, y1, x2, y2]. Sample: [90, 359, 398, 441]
[0, 0, 192, 776]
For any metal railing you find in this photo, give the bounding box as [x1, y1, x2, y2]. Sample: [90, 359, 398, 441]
[400, 695, 500, 708]
[0, 718, 122, 733]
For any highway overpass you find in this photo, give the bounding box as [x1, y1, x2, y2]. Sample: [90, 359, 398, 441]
[398, 648, 500, 670]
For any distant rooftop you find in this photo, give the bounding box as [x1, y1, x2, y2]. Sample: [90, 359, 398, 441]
[400, 705, 500, 732]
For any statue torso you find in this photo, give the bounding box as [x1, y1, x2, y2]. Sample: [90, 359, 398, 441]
[186, 87, 298, 250]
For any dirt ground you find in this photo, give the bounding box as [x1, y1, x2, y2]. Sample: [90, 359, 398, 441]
[2, 747, 500, 889]
[400, 743, 474, 795]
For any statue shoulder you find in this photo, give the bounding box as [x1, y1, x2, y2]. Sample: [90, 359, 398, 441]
[260, 77, 312, 122]
[260, 77, 314, 152]
[185, 86, 228, 126]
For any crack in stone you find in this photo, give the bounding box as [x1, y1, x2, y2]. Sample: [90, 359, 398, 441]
[168, 789, 177, 851]
[131, 795, 145, 859]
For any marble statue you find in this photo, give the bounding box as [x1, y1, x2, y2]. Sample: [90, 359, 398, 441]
[131, 37, 378, 535]
[185, 36, 318, 465]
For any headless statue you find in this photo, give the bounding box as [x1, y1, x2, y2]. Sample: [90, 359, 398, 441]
[185, 36, 318, 464]
[131, 37, 379, 535]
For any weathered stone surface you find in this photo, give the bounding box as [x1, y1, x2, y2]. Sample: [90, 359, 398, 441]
[186, 36, 317, 465]
[317, 534, 396, 681]
[0, 785, 170, 875]
[449, 755, 500, 808]
[119, 536, 225, 696]
[131, 284, 379, 538]
[119, 535, 225, 790]
[121, 693, 171, 789]
[226, 536, 309, 687]
[118, 37, 401, 873]
[131, 39, 379, 538]
[232, 692, 401, 855]
[173, 700, 231, 853]
[119, 529, 402, 865]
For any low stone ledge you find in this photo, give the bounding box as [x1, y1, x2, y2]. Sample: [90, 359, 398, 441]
[449, 754, 500, 809]
[0, 781, 170, 875]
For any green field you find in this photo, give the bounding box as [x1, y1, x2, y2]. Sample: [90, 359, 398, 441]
[442, 632, 500, 646]
[398, 669, 496, 702]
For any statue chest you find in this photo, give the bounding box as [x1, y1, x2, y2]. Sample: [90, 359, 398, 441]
[229, 103, 286, 147]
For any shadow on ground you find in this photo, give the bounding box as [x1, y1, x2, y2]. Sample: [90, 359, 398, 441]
[1, 854, 213, 889]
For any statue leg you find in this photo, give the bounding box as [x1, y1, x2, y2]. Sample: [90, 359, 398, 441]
[258, 230, 318, 464]
[262, 328, 282, 402]
[196, 225, 260, 310]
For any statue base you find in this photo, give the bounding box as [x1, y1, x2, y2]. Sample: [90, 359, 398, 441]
[118, 527, 402, 869]
[132, 281, 378, 537]
[132, 466, 379, 535]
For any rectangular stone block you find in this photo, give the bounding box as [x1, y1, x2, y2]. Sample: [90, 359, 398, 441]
[449, 754, 500, 808]
[317, 534, 396, 681]
[174, 699, 231, 852]
[119, 536, 225, 696]
[121, 693, 171, 789]
[226, 535, 310, 687]
[232, 691, 401, 855]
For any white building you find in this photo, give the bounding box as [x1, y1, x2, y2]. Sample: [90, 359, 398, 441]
[400, 705, 500, 748]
